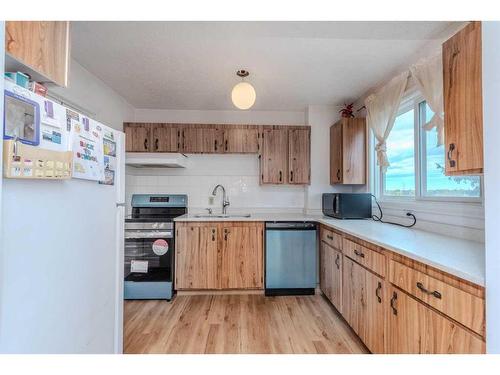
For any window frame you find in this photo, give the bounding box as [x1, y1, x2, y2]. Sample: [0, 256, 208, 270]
[376, 90, 482, 204]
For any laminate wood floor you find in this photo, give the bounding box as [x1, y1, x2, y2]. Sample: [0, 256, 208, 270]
[124, 294, 369, 354]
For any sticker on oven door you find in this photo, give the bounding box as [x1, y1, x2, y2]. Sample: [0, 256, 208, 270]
[131, 260, 148, 273]
[152, 239, 169, 256]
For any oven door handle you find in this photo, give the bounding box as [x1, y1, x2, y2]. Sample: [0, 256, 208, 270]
[125, 231, 173, 239]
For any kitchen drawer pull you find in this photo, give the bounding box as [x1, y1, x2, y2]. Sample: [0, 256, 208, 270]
[390, 291, 398, 315]
[447, 143, 456, 168]
[225, 139, 228, 151]
[144, 138, 148, 150]
[155, 138, 159, 151]
[375, 281, 382, 303]
[354, 249, 365, 258]
[224, 228, 229, 241]
[290, 170, 293, 182]
[335, 254, 340, 269]
[212, 228, 216, 241]
[336, 169, 341, 181]
[279, 171, 282, 182]
[326, 234, 334, 240]
[214, 140, 218, 151]
[416, 282, 442, 299]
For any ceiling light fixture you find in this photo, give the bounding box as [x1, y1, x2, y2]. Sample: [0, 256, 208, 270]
[231, 70, 256, 110]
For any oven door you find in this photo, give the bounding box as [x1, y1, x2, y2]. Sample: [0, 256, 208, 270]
[124, 231, 174, 283]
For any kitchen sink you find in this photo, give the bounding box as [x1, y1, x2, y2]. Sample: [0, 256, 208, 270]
[194, 214, 251, 218]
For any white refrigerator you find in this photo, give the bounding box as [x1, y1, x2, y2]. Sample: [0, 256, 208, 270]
[0, 81, 126, 353]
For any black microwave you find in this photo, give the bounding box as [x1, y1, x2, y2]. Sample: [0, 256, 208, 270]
[322, 193, 372, 219]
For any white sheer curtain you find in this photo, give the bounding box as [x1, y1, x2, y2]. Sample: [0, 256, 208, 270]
[410, 53, 445, 146]
[365, 71, 409, 172]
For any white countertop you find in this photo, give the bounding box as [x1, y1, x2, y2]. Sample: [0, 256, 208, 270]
[175, 213, 485, 286]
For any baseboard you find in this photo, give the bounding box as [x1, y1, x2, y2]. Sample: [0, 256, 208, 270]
[176, 289, 264, 296]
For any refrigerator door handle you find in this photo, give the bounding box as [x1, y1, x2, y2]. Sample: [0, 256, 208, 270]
[116, 203, 126, 207]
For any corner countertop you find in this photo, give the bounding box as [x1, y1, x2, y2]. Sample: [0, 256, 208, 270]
[174, 213, 485, 286]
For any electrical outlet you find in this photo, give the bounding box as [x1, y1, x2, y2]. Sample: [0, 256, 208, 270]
[208, 196, 215, 205]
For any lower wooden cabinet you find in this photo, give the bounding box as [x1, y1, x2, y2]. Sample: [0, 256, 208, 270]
[343, 256, 385, 353]
[386, 286, 485, 354]
[175, 223, 219, 289]
[175, 222, 263, 290]
[220, 223, 263, 289]
[320, 240, 342, 312]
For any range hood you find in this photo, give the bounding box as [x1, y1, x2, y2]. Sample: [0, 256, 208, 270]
[125, 153, 188, 168]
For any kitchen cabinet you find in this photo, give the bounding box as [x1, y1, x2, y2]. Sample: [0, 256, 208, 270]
[223, 125, 260, 153]
[443, 22, 483, 175]
[181, 125, 223, 153]
[288, 128, 311, 184]
[260, 128, 288, 184]
[343, 256, 385, 353]
[220, 222, 264, 289]
[5, 21, 70, 87]
[386, 286, 485, 354]
[320, 241, 342, 312]
[175, 223, 219, 289]
[152, 124, 180, 152]
[175, 222, 263, 290]
[124, 123, 151, 152]
[330, 118, 366, 185]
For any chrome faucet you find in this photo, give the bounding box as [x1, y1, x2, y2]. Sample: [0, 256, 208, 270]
[212, 184, 230, 215]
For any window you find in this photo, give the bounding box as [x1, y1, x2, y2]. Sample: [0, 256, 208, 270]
[378, 92, 481, 201]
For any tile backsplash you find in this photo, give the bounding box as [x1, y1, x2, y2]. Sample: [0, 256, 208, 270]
[125, 154, 306, 215]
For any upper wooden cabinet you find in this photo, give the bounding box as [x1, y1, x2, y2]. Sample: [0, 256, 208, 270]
[124, 123, 151, 152]
[181, 125, 223, 153]
[330, 118, 366, 185]
[5, 21, 70, 87]
[152, 124, 179, 152]
[443, 22, 483, 175]
[260, 128, 288, 184]
[223, 125, 260, 153]
[288, 129, 311, 184]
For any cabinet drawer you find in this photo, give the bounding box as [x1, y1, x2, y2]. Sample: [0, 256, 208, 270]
[389, 260, 485, 336]
[343, 238, 386, 277]
[321, 227, 342, 249]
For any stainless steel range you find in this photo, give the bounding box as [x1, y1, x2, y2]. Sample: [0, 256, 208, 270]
[124, 194, 187, 300]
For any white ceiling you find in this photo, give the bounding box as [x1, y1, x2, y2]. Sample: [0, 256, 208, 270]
[71, 21, 456, 111]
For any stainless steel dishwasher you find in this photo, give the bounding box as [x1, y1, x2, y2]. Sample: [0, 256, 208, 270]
[265, 221, 317, 296]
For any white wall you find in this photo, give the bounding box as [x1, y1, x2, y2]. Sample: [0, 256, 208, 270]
[0, 57, 132, 353]
[482, 21, 500, 354]
[50, 60, 134, 131]
[127, 108, 308, 214]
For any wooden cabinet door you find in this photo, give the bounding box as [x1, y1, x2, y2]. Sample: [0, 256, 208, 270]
[124, 124, 151, 152]
[260, 129, 288, 184]
[342, 257, 384, 353]
[223, 126, 259, 153]
[152, 124, 179, 152]
[6, 21, 70, 86]
[387, 286, 485, 354]
[330, 121, 343, 184]
[342, 118, 366, 184]
[443, 22, 483, 175]
[320, 241, 342, 312]
[175, 224, 219, 289]
[220, 223, 263, 289]
[288, 129, 311, 184]
[181, 126, 223, 153]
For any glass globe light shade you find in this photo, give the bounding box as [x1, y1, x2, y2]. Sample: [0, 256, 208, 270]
[231, 81, 256, 110]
